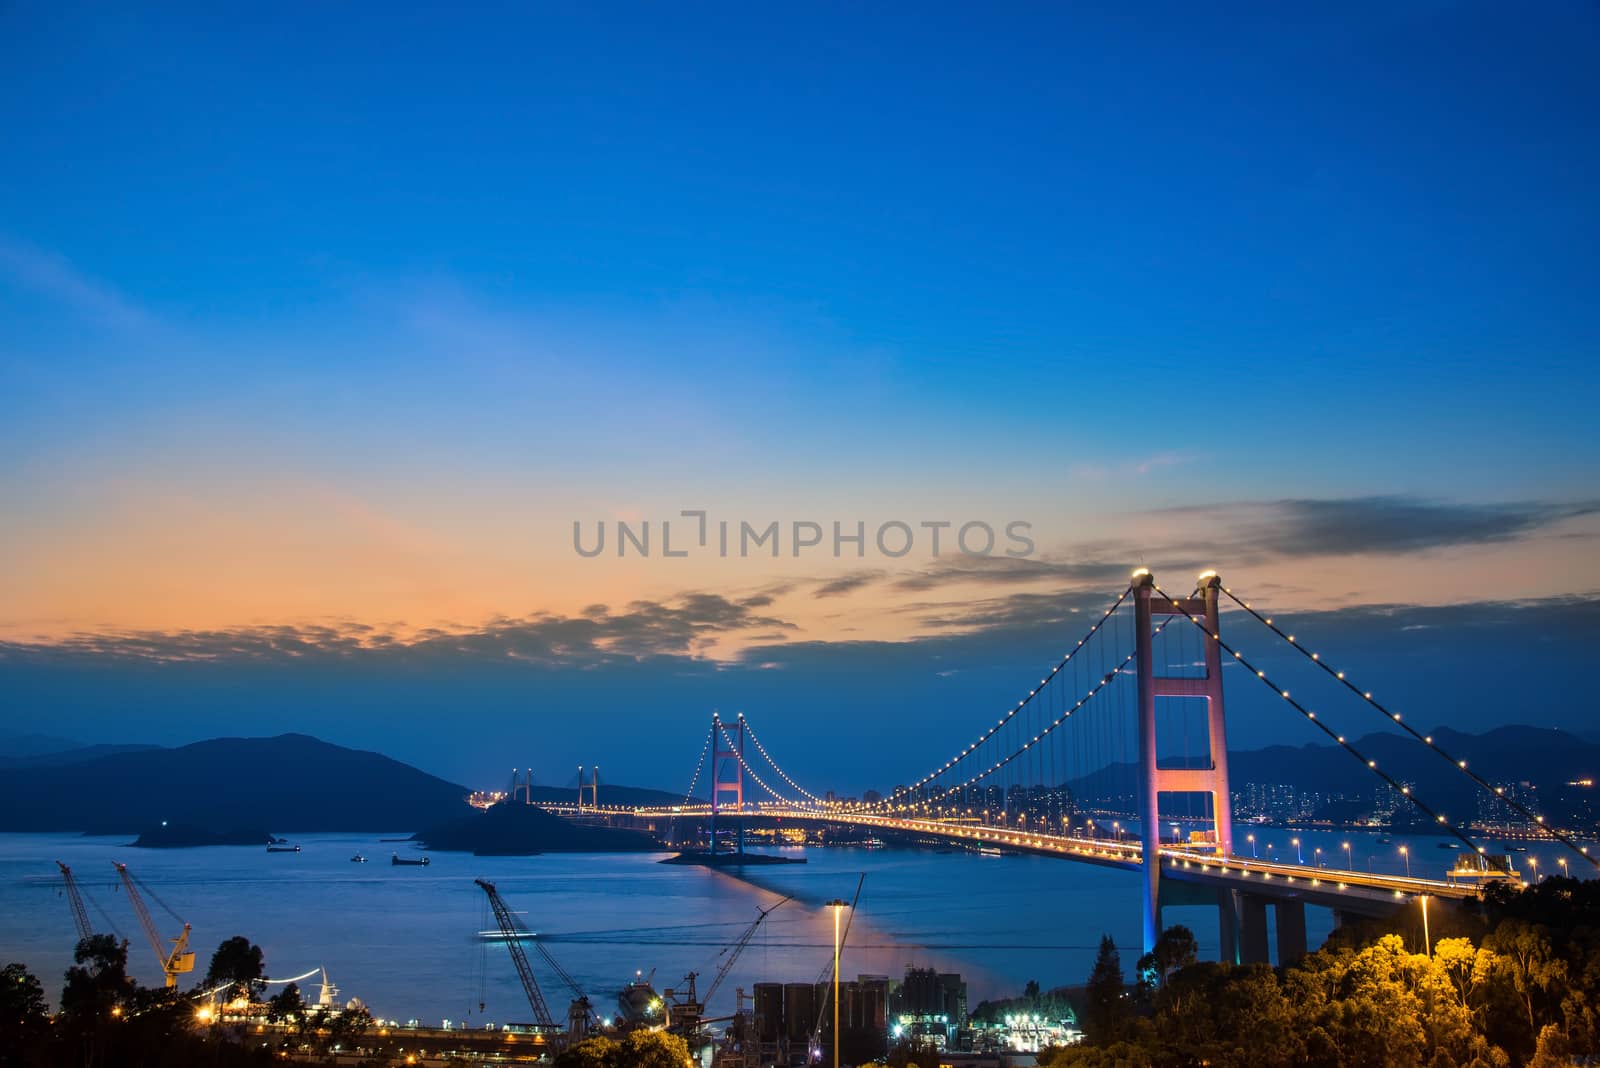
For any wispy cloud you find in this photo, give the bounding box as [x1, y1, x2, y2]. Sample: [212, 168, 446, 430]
[0, 593, 797, 669]
[1157, 496, 1600, 558]
[0, 237, 156, 332]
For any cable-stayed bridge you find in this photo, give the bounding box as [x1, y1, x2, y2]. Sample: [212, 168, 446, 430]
[537, 570, 1598, 965]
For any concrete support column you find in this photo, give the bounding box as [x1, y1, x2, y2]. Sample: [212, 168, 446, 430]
[1239, 895, 1270, 964]
[1219, 889, 1241, 965]
[1275, 900, 1308, 964]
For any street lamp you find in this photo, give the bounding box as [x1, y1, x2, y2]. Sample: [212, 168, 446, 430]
[1529, 857, 1539, 884]
[1400, 845, 1410, 877]
[827, 900, 850, 1068]
[1342, 842, 1351, 870]
[1314, 847, 1323, 868]
[1247, 833, 1257, 858]
[1420, 895, 1432, 958]
[1559, 857, 1569, 879]
[1292, 837, 1304, 864]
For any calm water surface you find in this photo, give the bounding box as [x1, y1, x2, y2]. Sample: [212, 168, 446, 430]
[0, 828, 1579, 1025]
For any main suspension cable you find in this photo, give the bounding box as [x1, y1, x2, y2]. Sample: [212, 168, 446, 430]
[1219, 585, 1597, 871]
[1152, 582, 1505, 871]
[886, 586, 1134, 807]
[738, 713, 826, 807]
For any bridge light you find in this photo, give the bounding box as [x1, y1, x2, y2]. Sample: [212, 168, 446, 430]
[1336, 671, 1345, 679]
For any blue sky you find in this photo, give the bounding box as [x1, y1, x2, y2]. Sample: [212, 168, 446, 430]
[1, 4, 1597, 789]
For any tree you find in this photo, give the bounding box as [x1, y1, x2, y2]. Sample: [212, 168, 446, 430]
[325, 1005, 373, 1052]
[1484, 920, 1567, 1036]
[1023, 978, 1041, 1003]
[0, 962, 48, 1066]
[205, 935, 265, 1001]
[60, 935, 130, 1020]
[1136, 925, 1198, 996]
[58, 936, 133, 1068]
[1082, 934, 1127, 1045]
[618, 1028, 691, 1068]
[266, 982, 305, 1025]
[555, 1035, 620, 1068]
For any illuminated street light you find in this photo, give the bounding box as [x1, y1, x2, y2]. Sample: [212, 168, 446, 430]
[1292, 837, 1304, 864]
[1400, 845, 1410, 877]
[1342, 841, 1351, 869]
[827, 899, 850, 1068]
[1247, 833, 1257, 858]
[1420, 895, 1432, 958]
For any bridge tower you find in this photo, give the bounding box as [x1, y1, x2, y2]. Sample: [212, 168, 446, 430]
[1131, 569, 1235, 954]
[577, 766, 599, 811]
[512, 768, 534, 805]
[710, 713, 745, 854]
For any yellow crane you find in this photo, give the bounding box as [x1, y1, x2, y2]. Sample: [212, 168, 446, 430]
[55, 861, 93, 943]
[112, 861, 194, 988]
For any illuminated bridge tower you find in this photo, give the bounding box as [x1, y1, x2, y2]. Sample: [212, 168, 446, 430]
[1132, 570, 1236, 955]
[578, 766, 600, 811]
[709, 713, 745, 854]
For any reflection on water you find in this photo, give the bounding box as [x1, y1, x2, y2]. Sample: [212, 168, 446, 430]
[1, 828, 1585, 1023]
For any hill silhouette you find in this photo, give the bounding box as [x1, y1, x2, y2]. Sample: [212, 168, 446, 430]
[0, 733, 470, 834]
[414, 800, 662, 854]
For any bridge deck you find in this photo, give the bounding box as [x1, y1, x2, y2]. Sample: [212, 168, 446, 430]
[545, 802, 1491, 917]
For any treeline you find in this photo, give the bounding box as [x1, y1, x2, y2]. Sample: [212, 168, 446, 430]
[1046, 876, 1600, 1067]
[0, 933, 366, 1068]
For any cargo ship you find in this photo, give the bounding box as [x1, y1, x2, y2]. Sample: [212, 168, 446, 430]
[618, 972, 665, 1024]
[391, 852, 431, 866]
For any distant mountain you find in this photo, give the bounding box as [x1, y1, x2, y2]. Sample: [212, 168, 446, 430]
[0, 742, 163, 768]
[0, 731, 89, 763]
[0, 733, 471, 834]
[1065, 724, 1600, 826]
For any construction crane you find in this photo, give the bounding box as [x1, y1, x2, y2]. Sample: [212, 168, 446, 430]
[112, 861, 194, 989]
[702, 896, 790, 1010]
[56, 861, 92, 942]
[526, 932, 599, 1036]
[474, 879, 558, 1033]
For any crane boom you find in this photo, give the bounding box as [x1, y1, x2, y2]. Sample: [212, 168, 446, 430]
[56, 861, 92, 942]
[112, 862, 194, 989]
[704, 895, 790, 1008]
[475, 879, 556, 1029]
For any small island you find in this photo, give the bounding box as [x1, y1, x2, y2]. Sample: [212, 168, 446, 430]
[413, 800, 660, 855]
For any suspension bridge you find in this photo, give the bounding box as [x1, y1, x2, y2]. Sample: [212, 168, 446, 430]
[538, 569, 1598, 967]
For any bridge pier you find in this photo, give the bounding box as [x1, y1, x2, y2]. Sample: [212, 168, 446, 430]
[1275, 900, 1307, 964]
[1218, 889, 1240, 965]
[1239, 895, 1270, 964]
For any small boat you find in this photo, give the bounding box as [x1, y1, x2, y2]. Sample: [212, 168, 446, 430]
[978, 846, 1003, 857]
[350, 854, 368, 863]
[1437, 842, 1460, 850]
[267, 844, 301, 853]
[391, 852, 431, 866]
